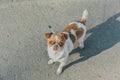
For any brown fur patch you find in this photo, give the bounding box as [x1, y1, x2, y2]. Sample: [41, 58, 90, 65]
[80, 18, 86, 25]
[44, 32, 53, 40]
[62, 23, 84, 44]
[75, 18, 86, 25]
[46, 33, 67, 48]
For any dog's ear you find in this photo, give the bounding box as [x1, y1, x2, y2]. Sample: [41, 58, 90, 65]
[44, 33, 53, 40]
[60, 33, 68, 40]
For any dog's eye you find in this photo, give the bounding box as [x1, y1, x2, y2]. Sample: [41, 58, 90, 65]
[49, 41, 55, 45]
[59, 42, 64, 46]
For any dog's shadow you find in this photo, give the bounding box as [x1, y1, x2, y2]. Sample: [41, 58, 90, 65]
[64, 12, 120, 71]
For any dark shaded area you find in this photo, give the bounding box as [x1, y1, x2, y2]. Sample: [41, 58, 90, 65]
[64, 12, 120, 71]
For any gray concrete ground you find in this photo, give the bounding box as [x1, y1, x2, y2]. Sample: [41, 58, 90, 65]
[0, 0, 120, 80]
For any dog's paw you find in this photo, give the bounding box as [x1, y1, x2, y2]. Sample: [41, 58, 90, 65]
[56, 68, 62, 75]
[48, 59, 54, 65]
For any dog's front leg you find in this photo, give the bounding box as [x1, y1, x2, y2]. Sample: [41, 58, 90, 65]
[48, 59, 54, 65]
[56, 59, 67, 75]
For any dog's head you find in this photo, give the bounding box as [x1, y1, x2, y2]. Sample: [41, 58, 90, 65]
[44, 32, 68, 51]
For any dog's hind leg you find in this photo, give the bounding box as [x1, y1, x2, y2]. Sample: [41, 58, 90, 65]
[79, 31, 86, 49]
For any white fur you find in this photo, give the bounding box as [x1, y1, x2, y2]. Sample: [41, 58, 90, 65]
[54, 35, 59, 40]
[62, 32, 69, 35]
[75, 22, 86, 49]
[47, 37, 74, 61]
[70, 29, 77, 40]
[69, 22, 87, 49]
[82, 9, 88, 19]
[47, 9, 88, 75]
[47, 37, 74, 75]
[47, 22, 87, 75]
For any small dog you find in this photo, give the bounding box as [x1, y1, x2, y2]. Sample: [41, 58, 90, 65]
[44, 9, 88, 75]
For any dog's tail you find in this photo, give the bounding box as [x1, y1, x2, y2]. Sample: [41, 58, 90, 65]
[80, 9, 88, 25]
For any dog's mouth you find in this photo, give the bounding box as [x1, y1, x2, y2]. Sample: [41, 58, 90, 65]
[53, 45, 59, 51]
[53, 47, 58, 51]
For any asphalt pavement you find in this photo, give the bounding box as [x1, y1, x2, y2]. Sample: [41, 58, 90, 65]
[0, 0, 120, 80]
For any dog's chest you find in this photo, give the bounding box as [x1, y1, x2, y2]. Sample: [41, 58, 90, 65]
[47, 37, 74, 61]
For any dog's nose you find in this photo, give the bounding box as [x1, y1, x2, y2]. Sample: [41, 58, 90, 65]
[53, 45, 58, 51]
[55, 45, 58, 47]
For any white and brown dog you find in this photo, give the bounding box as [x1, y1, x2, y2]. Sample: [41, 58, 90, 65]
[44, 9, 88, 75]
